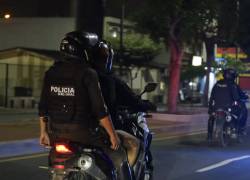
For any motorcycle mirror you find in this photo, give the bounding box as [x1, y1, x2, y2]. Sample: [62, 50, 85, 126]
[144, 83, 157, 93]
[140, 83, 158, 96]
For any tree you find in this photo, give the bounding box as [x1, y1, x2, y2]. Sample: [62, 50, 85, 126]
[106, 33, 163, 64]
[236, 0, 250, 56]
[130, 0, 220, 113]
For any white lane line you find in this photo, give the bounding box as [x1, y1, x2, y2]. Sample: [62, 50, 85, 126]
[38, 166, 49, 170]
[0, 153, 47, 163]
[196, 155, 250, 173]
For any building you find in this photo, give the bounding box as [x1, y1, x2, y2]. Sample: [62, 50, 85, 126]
[0, 48, 55, 107]
[0, 18, 75, 50]
[0, 17, 170, 108]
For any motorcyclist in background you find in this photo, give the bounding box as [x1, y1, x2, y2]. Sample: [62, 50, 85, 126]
[207, 68, 247, 141]
[91, 40, 156, 170]
[39, 31, 133, 180]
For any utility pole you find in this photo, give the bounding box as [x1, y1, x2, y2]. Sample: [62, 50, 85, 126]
[119, 0, 125, 62]
[235, 0, 240, 62]
[118, 0, 125, 76]
[5, 64, 9, 107]
[203, 38, 214, 106]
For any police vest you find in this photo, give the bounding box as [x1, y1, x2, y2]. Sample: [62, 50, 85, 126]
[213, 81, 239, 109]
[46, 63, 92, 126]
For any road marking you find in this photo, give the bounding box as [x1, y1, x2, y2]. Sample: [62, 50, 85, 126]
[153, 131, 205, 141]
[196, 155, 250, 173]
[0, 153, 47, 163]
[39, 166, 49, 170]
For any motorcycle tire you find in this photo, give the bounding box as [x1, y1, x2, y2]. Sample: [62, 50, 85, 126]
[50, 172, 94, 180]
[219, 124, 231, 147]
[49, 173, 65, 180]
[138, 165, 153, 180]
[67, 172, 94, 180]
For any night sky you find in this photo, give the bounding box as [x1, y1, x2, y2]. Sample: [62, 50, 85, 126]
[0, 0, 72, 17]
[0, 0, 142, 18]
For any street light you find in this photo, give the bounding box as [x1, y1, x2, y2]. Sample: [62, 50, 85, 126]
[4, 14, 11, 19]
[112, 31, 118, 38]
[190, 55, 202, 105]
[192, 56, 202, 66]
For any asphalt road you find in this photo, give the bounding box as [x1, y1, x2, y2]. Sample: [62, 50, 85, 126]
[1, 132, 250, 180]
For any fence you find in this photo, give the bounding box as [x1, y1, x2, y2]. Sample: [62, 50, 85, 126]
[0, 63, 50, 108]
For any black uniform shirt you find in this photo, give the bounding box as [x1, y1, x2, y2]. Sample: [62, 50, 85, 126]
[209, 79, 240, 112]
[98, 72, 152, 128]
[39, 61, 108, 129]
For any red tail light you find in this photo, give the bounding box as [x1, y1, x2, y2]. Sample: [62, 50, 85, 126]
[216, 111, 226, 116]
[53, 165, 65, 169]
[55, 143, 73, 154]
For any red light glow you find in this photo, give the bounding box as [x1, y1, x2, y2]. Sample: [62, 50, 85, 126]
[53, 165, 65, 169]
[55, 144, 73, 154]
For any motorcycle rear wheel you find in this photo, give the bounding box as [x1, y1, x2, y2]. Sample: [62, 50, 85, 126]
[49, 174, 65, 180]
[139, 166, 153, 180]
[219, 124, 231, 147]
[50, 172, 94, 180]
[67, 172, 94, 180]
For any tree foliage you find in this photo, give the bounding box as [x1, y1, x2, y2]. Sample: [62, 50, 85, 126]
[237, 0, 250, 55]
[130, 0, 219, 47]
[217, 0, 250, 55]
[106, 33, 163, 56]
[181, 65, 206, 81]
[215, 58, 247, 73]
[129, 0, 221, 113]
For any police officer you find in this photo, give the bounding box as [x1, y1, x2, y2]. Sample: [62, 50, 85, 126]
[91, 40, 155, 169]
[92, 41, 156, 128]
[207, 68, 242, 140]
[39, 31, 132, 180]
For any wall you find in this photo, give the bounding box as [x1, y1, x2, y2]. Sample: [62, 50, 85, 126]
[239, 74, 250, 90]
[0, 53, 52, 107]
[0, 18, 76, 50]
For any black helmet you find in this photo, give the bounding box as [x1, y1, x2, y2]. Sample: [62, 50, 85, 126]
[223, 68, 238, 82]
[60, 31, 98, 61]
[92, 41, 113, 72]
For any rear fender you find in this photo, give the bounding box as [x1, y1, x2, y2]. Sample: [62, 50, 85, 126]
[214, 112, 226, 137]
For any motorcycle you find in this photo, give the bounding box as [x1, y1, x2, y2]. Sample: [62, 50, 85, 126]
[48, 141, 117, 180]
[211, 89, 249, 148]
[47, 83, 157, 180]
[116, 82, 157, 180]
[211, 107, 240, 147]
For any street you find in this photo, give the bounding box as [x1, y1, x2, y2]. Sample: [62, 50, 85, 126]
[1, 132, 250, 180]
[0, 0, 250, 180]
